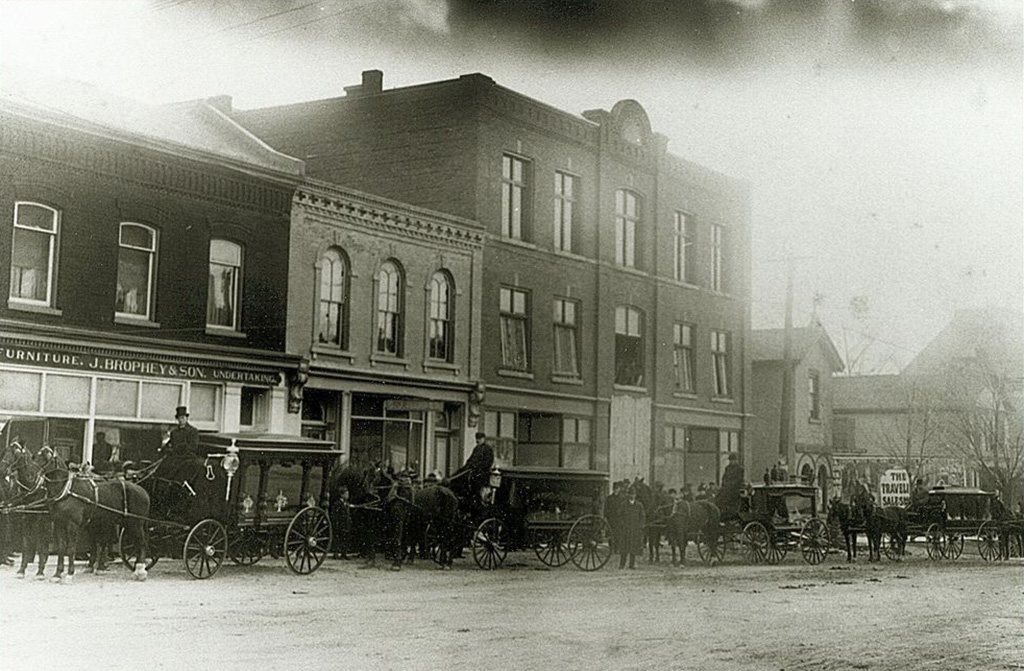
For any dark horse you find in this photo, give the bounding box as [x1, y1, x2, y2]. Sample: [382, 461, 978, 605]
[665, 499, 722, 565]
[865, 502, 907, 562]
[329, 463, 413, 569]
[408, 484, 461, 570]
[35, 448, 151, 583]
[827, 499, 867, 562]
[1, 444, 50, 579]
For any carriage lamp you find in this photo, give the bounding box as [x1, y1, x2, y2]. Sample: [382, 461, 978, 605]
[489, 468, 502, 489]
[222, 445, 240, 501]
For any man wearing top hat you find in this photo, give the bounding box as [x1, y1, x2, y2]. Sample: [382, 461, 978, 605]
[715, 452, 745, 521]
[167, 405, 199, 458]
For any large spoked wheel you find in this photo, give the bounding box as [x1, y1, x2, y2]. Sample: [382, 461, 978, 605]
[944, 531, 964, 560]
[882, 532, 904, 561]
[742, 522, 770, 564]
[1010, 530, 1023, 559]
[118, 525, 159, 572]
[472, 518, 508, 570]
[534, 530, 573, 568]
[696, 531, 724, 566]
[285, 506, 332, 575]
[228, 528, 264, 566]
[977, 521, 1000, 562]
[183, 519, 228, 580]
[765, 536, 787, 565]
[926, 523, 946, 561]
[567, 515, 612, 572]
[800, 519, 830, 565]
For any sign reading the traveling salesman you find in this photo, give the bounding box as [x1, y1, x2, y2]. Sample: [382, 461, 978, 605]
[878, 469, 911, 507]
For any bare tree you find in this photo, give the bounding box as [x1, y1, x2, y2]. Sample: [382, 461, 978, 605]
[872, 375, 948, 483]
[837, 295, 900, 376]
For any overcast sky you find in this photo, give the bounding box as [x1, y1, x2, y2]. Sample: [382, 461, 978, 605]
[2, 0, 1021, 371]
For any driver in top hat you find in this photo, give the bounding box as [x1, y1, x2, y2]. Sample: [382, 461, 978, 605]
[167, 405, 199, 458]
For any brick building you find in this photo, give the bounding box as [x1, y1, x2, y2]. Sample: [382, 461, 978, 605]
[0, 73, 306, 464]
[237, 70, 751, 488]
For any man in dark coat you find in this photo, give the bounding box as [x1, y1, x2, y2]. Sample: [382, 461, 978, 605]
[618, 486, 646, 569]
[167, 406, 199, 457]
[604, 480, 626, 554]
[92, 432, 117, 473]
[716, 453, 745, 520]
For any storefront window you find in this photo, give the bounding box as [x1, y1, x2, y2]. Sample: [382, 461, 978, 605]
[44, 374, 91, 414]
[350, 394, 425, 472]
[96, 379, 139, 417]
[189, 383, 219, 423]
[0, 370, 42, 412]
[141, 382, 182, 420]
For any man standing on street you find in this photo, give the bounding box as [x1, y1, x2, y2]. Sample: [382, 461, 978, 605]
[618, 486, 645, 569]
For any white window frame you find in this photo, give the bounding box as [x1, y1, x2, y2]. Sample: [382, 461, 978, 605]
[207, 239, 243, 330]
[614, 305, 645, 387]
[673, 211, 694, 284]
[376, 260, 404, 356]
[116, 222, 157, 321]
[428, 271, 453, 362]
[711, 224, 726, 292]
[499, 287, 530, 371]
[673, 323, 695, 393]
[10, 201, 60, 306]
[501, 154, 530, 240]
[552, 298, 579, 377]
[615, 190, 638, 268]
[318, 248, 348, 348]
[554, 171, 575, 252]
[711, 329, 731, 398]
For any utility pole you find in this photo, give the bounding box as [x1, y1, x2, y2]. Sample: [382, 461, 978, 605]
[778, 257, 795, 467]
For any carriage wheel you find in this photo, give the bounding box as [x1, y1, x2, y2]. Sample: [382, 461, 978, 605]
[925, 523, 946, 561]
[118, 525, 159, 572]
[183, 519, 227, 580]
[800, 519, 830, 565]
[882, 532, 904, 561]
[742, 522, 770, 564]
[1010, 531, 1023, 559]
[695, 531, 724, 566]
[228, 528, 264, 566]
[534, 529, 573, 568]
[944, 531, 964, 561]
[567, 515, 612, 571]
[977, 521, 1000, 562]
[285, 506, 332, 575]
[472, 518, 508, 570]
[765, 537, 787, 565]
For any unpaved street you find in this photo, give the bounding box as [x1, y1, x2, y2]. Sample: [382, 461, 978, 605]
[2, 548, 1022, 671]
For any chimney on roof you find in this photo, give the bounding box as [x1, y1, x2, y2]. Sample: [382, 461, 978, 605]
[206, 95, 233, 114]
[345, 70, 383, 97]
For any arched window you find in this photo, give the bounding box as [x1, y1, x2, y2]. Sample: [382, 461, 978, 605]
[116, 222, 157, 320]
[614, 306, 644, 387]
[207, 239, 243, 329]
[318, 248, 349, 348]
[428, 271, 453, 361]
[376, 260, 403, 355]
[10, 201, 60, 306]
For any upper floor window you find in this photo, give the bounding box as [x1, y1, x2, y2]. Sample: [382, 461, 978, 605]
[673, 323, 695, 393]
[116, 223, 157, 320]
[499, 287, 530, 371]
[10, 201, 60, 305]
[673, 212, 695, 284]
[711, 330, 731, 397]
[376, 260, 404, 356]
[614, 306, 644, 387]
[554, 171, 575, 252]
[501, 154, 531, 240]
[207, 239, 242, 330]
[808, 370, 821, 420]
[711, 224, 727, 292]
[428, 271, 453, 361]
[552, 298, 579, 377]
[318, 248, 348, 348]
[615, 190, 639, 268]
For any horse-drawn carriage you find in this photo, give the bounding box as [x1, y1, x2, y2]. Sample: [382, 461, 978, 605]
[421, 466, 611, 571]
[903, 486, 1020, 562]
[122, 432, 338, 579]
[695, 483, 830, 566]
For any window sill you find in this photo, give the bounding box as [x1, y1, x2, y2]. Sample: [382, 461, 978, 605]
[370, 354, 410, 369]
[7, 300, 62, 317]
[710, 396, 734, 404]
[673, 391, 697, 399]
[809, 417, 822, 425]
[551, 375, 583, 386]
[611, 265, 649, 279]
[312, 346, 355, 363]
[497, 368, 534, 380]
[424, 361, 460, 375]
[613, 384, 648, 393]
[552, 249, 593, 264]
[708, 290, 734, 300]
[497, 237, 537, 251]
[664, 278, 702, 291]
[115, 314, 161, 329]
[205, 326, 247, 340]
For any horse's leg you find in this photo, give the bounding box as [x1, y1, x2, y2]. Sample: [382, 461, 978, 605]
[679, 532, 688, 565]
[63, 519, 80, 583]
[36, 517, 50, 579]
[130, 519, 148, 581]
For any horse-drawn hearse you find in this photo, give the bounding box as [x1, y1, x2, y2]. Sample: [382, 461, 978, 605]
[903, 486, 1020, 562]
[693, 483, 830, 566]
[122, 432, 338, 579]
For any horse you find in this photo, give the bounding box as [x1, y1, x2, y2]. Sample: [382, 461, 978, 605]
[34, 448, 151, 583]
[827, 499, 866, 562]
[664, 499, 721, 565]
[645, 498, 675, 564]
[1, 444, 50, 579]
[407, 484, 461, 570]
[328, 463, 413, 569]
[865, 503, 907, 562]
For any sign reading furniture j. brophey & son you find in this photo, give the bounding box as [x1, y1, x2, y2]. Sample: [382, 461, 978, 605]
[1, 343, 281, 386]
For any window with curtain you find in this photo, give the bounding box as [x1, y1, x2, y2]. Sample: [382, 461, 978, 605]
[428, 271, 453, 361]
[10, 201, 60, 305]
[376, 260, 403, 355]
[673, 323, 695, 393]
[207, 239, 242, 329]
[318, 248, 348, 347]
[614, 306, 645, 387]
[712, 330, 731, 397]
[499, 287, 529, 371]
[552, 298, 579, 377]
[116, 223, 157, 319]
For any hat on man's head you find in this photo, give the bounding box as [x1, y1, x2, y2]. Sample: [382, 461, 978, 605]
[175, 406, 189, 418]
[475, 431, 487, 439]
[728, 453, 739, 462]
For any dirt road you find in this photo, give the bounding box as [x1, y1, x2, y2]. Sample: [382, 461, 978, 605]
[2, 549, 1021, 671]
